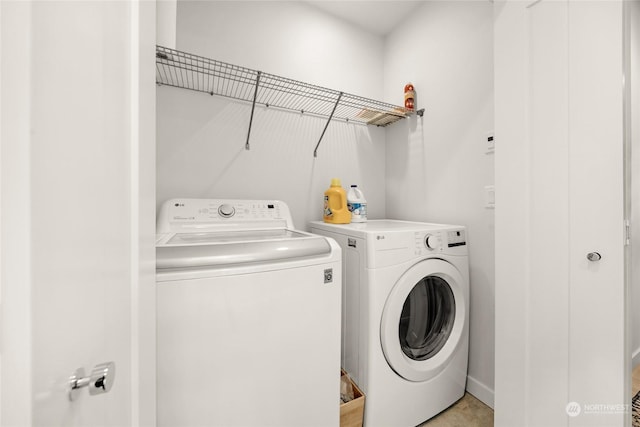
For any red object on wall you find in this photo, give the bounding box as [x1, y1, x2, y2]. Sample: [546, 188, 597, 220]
[404, 83, 415, 111]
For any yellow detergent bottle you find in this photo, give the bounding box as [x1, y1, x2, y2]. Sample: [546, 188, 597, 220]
[323, 178, 351, 224]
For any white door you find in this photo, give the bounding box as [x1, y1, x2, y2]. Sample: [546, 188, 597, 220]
[495, 1, 629, 426]
[0, 1, 156, 426]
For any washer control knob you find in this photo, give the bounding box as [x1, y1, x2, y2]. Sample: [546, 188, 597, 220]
[217, 204, 236, 218]
[425, 234, 438, 250]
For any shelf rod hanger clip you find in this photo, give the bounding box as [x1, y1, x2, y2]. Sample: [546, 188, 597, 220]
[245, 71, 262, 151]
[313, 91, 343, 158]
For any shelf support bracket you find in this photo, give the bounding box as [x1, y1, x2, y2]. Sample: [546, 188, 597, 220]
[246, 71, 261, 151]
[313, 92, 343, 158]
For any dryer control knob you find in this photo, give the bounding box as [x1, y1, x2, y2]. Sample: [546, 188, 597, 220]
[218, 204, 236, 218]
[425, 234, 438, 250]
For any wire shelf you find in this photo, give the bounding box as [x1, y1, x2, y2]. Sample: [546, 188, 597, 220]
[156, 46, 422, 156]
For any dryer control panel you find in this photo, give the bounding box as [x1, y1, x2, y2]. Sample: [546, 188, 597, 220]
[415, 228, 466, 255]
[447, 229, 467, 248]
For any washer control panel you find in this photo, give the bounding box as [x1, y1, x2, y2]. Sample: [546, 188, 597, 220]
[169, 200, 282, 221]
[157, 198, 294, 233]
[217, 203, 236, 218]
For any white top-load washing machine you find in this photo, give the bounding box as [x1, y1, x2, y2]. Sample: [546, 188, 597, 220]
[156, 199, 341, 427]
[310, 220, 469, 427]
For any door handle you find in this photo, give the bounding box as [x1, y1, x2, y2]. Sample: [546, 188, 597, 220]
[586, 252, 602, 262]
[68, 362, 116, 401]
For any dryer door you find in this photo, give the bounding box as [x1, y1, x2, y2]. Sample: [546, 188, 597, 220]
[380, 258, 467, 382]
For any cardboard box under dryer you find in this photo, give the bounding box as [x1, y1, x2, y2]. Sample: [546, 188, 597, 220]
[340, 370, 365, 427]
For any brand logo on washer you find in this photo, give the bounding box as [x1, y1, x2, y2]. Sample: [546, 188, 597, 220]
[324, 268, 333, 284]
[376, 235, 385, 240]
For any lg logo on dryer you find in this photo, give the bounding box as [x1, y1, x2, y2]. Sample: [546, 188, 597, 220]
[376, 235, 385, 240]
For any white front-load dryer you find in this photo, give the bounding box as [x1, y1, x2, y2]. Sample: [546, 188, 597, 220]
[310, 220, 469, 427]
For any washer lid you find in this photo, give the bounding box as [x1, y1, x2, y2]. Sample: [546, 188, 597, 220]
[380, 258, 467, 382]
[156, 230, 331, 270]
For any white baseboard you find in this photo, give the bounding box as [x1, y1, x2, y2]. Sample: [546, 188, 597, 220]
[633, 346, 640, 367]
[466, 375, 494, 409]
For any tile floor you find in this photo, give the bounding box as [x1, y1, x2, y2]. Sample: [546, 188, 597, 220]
[419, 393, 494, 427]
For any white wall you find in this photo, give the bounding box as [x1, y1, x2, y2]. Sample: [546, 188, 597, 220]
[157, 1, 388, 229]
[383, 1, 495, 407]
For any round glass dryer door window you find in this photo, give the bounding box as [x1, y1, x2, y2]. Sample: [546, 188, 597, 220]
[380, 259, 467, 382]
[399, 276, 455, 361]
